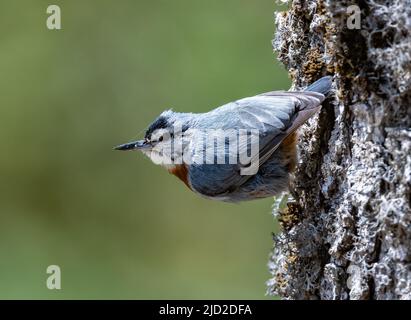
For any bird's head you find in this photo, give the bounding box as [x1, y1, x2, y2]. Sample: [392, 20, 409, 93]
[114, 110, 192, 167]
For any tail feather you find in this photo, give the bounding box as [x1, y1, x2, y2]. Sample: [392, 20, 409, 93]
[305, 76, 332, 95]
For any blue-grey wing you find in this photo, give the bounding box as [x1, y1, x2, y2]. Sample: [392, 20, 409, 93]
[188, 91, 325, 197]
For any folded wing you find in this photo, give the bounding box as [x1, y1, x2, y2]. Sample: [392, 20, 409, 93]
[188, 91, 325, 197]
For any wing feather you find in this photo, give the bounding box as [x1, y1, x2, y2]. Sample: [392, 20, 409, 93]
[188, 91, 325, 197]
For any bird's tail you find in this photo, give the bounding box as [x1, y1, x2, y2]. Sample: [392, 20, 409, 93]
[305, 76, 332, 95]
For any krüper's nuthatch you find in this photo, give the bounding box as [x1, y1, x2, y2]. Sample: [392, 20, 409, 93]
[115, 76, 332, 202]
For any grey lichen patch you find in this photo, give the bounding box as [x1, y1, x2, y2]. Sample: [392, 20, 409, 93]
[268, 0, 411, 299]
[272, 193, 302, 231]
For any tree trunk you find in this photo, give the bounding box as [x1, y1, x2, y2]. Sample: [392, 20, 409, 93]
[267, 0, 411, 300]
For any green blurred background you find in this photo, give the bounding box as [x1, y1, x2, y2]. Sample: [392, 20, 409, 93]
[0, 0, 289, 299]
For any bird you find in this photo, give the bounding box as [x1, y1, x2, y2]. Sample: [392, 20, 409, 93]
[114, 76, 332, 202]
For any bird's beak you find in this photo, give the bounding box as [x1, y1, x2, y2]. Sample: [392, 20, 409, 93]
[113, 140, 151, 151]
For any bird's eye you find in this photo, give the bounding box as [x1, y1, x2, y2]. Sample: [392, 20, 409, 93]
[158, 136, 163, 142]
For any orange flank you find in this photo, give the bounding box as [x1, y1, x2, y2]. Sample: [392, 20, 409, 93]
[168, 164, 191, 189]
[280, 131, 297, 171]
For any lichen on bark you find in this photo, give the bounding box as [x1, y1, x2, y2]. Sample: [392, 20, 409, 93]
[267, 0, 411, 300]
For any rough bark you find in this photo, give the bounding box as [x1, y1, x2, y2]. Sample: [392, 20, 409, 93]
[267, 0, 411, 300]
